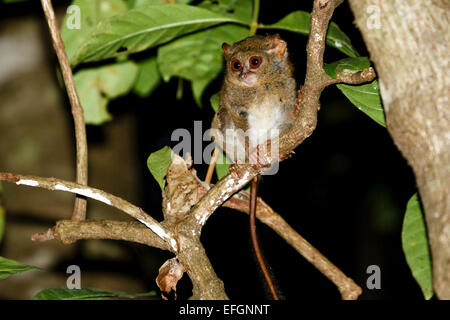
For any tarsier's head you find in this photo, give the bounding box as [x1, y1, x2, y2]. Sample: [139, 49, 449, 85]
[222, 34, 289, 87]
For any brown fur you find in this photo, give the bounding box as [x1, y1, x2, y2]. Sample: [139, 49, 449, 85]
[212, 34, 298, 159]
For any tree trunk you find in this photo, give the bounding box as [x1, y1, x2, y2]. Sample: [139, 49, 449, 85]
[348, 0, 449, 299]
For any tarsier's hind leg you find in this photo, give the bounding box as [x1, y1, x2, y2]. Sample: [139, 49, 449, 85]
[211, 107, 247, 164]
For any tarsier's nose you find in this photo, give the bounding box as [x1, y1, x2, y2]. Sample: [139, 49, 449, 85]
[239, 69, 249, 80]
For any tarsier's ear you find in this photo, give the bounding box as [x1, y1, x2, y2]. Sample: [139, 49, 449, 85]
[222, 43, 231, 55]
[267, 33, 287, 59]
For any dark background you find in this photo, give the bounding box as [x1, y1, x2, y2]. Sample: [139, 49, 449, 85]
[0, 0, 421, 300]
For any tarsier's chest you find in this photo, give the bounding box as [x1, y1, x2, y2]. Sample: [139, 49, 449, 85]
[244, 96, 287, 146]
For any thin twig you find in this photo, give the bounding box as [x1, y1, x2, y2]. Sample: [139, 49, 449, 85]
[204, 147, 218, 184]
[40, 0, 88, 221]
[249, 0, 260, 36]
[326, 67, 377, 86]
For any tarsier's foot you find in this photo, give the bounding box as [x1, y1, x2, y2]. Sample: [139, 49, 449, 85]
[279, 151, 294, 162]
[249, 143, 273, 169]
[229, 163, 243, 179]
[228, 142, 277, 177]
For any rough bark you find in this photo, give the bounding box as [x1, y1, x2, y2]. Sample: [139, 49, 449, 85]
[348, 0, 450, 299]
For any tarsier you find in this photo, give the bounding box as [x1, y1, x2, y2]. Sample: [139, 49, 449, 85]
[211, 34, 299, 299]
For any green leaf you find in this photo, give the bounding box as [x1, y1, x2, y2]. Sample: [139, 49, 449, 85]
[74, 61, 139, 125]
[337, 80, 385, 127]
[324, 57, 385, 127]
[133, 56, 161, 97]
[129, 0, 192, 9]
[1, 0, 31, 3]
[402, 193, 433, 300]
[147, 146, 173, 190]
[61, 0, 128, 63]
[0, 256, 39, 280]
[71, 4, 243, 66]
[0, 182, 4, 244]
[210, 92, 219, 112]
[0, 204, 4, 244]
[215, 150, 231, 180]
[155, 0, 252, 105]
[33, 287, 156, 300]
[262, 11, 359, 58]
[157, 23, 248, 106]
[191, 77, 213, 106]
[199, 0, 253, 24]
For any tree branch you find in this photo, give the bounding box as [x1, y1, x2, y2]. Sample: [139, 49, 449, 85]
[0, 172, 177, 252]
[326, 67, 377, 86]
[40, 0, 88, 221]
[36, 220, 169, 250]
[1, 159, 361, 299]
[0, 169, 227, 299]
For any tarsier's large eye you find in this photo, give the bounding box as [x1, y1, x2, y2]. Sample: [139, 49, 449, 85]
[249, 56, 262, 69]
[231, 59, 242, 72]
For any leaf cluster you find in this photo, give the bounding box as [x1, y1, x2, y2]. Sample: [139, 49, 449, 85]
[60, 0, 382, 125]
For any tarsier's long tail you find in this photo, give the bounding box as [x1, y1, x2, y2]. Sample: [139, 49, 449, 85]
[250, 176, 279, 300]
